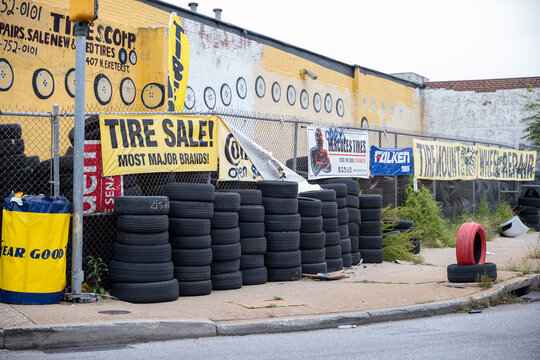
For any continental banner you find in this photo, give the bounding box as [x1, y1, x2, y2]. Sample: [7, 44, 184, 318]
[307, 126, 369, 180]
[99, 114, 217, 176]
[218, 120, 262, 181]
[477, 146, 536, 181]
[413, 139, 536, 181]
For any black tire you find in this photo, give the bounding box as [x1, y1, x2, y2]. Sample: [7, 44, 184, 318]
[301, 262, 327, 274]
[238, 222, 265, 238]
[266, 231, 300, 251]
[238, 205, 265, 222]
[173, 265, 211, 282]
[359, 220, 382, 236]
[359, 194, 382, 209]
[320, 183, 347, 197]
[0, 139, 24, 155]
[300, 232, 326, 249]
[326, 258, 344, 272]
[348, 222, 360, 237]
[211, 259, 240, 274]
[300, 216, 323, 233]
[257, 180, 298, 198]
[447, 263, 497, 283]
[267, 266, 301, 281]
[395, 219, 414, 230]
[163, 183, 215, 202]
[350, 235, 359, 252]
[345, 195, 360, 208]
[242, 267, 267, 285]
[114, 196, 170, 215]
[212, 271, 243, 290]
[239, 236, 267, 254]
[111, 279, 179, 303]
[261, 197, 298, 215]
[265, 213, 301, 232]
[178, 280, 212, 296]
[299, 189, 336, 202]
[322, 217, 338, 232]
[170, 235, 212, 249]
[358, 235, 383, 249]
[109, 260, 173, 283]
[265, 250, 301, 268]
[298, 197, 322, 217]
[214, 192, 241, 211]
[518, 197, 540, 207]
[342, 253, 353, 267]
[26, 155, 40, 168]
[351, 251, 362, 265]
[325, 244, 342, 259]
[301, 248, 326, 264]
[323, 178, 360, 195]
[117, 215, 169, 234]
[360, 208, 381, 221]
[522, 214, 540, 224]
[225, 189, 262, 205]
[117, 231, 169, 246]
[169, 218, 211, 236]
[340, 238, 351, 254]
[520, 206, 539, 216]
[240, 254, 265, 269]
[212, 243, 242, 261]
[338, 223, 350, 238]
[211, 227, 241, 245]
[325, 231, 340, 246]
[321, 201, 338, 218]
[336, 197, 347, 209]
[112, 243, 171, 263]
[360, 249, 384, 263]
[211, 211, 239, 229]
[171, 248, 212, 266]
[337, 208, 349, 224]
[169, 201, 214, 219]
[411, 239, 421, 254]
[0, 124, 22, 140]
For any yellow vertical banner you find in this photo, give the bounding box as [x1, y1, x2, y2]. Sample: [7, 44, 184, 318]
[167, 13, 190, 111]
[218, 120, 263, 181]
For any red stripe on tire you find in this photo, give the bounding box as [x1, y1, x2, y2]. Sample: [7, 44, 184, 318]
[456, 222, 486, 265]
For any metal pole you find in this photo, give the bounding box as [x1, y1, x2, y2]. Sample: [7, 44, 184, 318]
[292, 121, 299, 172]
[472, 142, 476, 213]
[394, 133, 398, 207]
[52, 104, 60, 197]
[432, 137, 437, 201]
[71, 21, 88, 294]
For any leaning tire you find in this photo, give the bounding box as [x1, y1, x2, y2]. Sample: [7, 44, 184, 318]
[456, 222, 486, 265]
[447, 263, 497, 283]
[111, 279, 179, 303]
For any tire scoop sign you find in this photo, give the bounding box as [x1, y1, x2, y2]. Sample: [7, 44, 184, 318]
[307, 126, 369, 180]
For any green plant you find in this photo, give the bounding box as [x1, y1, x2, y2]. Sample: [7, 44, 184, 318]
[528, 235, 540, 259]
[521, 86, 540, 146]
[85, 256, 108, 294]
[266, 303, 277, 308]
[477, 193, 490, 219]
[273, 296, 283, 301]
[400, 180, 455, 247]
[380, 229, 424, 264]
[476, 272, 493, 289]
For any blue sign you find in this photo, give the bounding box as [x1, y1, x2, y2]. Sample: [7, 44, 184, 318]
[370, 146, 413, 176]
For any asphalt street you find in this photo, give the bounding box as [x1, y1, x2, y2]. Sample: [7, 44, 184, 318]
[2, 300, 539, 360]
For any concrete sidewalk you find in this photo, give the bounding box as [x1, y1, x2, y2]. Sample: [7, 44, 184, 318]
[1, 232, 539, 350]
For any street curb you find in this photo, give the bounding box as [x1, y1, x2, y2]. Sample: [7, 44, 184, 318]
[1, 275, 538, 350]
[1, 319, 216, 350]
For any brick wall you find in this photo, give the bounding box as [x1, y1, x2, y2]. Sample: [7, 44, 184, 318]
[425, 77, 540, 93]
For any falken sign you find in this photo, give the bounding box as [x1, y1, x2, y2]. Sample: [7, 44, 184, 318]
[370, 146, 413, 176]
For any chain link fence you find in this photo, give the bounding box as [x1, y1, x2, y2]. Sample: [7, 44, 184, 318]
[0, 104, 530, 289]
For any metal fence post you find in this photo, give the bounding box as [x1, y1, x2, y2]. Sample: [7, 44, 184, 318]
[432, 137, 437, 201]
[51, 104, 60, 197]
[394, 133, 398, 207]
[292, 120, 299, 172]
[71, 21, 89, 294]
[472, 142, 476, 213]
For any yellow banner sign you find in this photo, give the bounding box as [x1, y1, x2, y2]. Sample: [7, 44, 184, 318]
[99, 114, 217, 176]
[167, 14, 189, 111]
[413, 139, 478, 180]
[413, 140, 536, 181]
[477, 146, 536, 181]
[218, 120, 262, 181]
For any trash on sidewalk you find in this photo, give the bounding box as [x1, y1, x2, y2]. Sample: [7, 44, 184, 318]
[469, 309, 482, 314]
[338, 325, 357, 329]
[499, 216, 528, 237]
[302, 269, 346, 280]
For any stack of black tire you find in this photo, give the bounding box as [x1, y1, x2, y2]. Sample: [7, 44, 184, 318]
[164, 183, 214, 297]
[518, 187, 540, 231]
[387, 219, 420, 254]
[258, 180, 302, 281]
[323, 179, 362, 265]
[358, 194, 384, 263]
[110, 196, 178, 303]
[298, 197, 327, 274]
[0, 124, 34, 200]
[299, 189, 343, 272]
[228, 189, 267, 286]
[321, 183, 352, 268]
[211, 192, 243, 290]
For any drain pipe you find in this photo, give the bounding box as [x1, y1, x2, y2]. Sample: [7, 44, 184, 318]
[188, 2, 198, 12]
[213, 8, 222, 21]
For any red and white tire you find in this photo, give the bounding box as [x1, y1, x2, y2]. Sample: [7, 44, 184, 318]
[456, 222, 486, 265]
